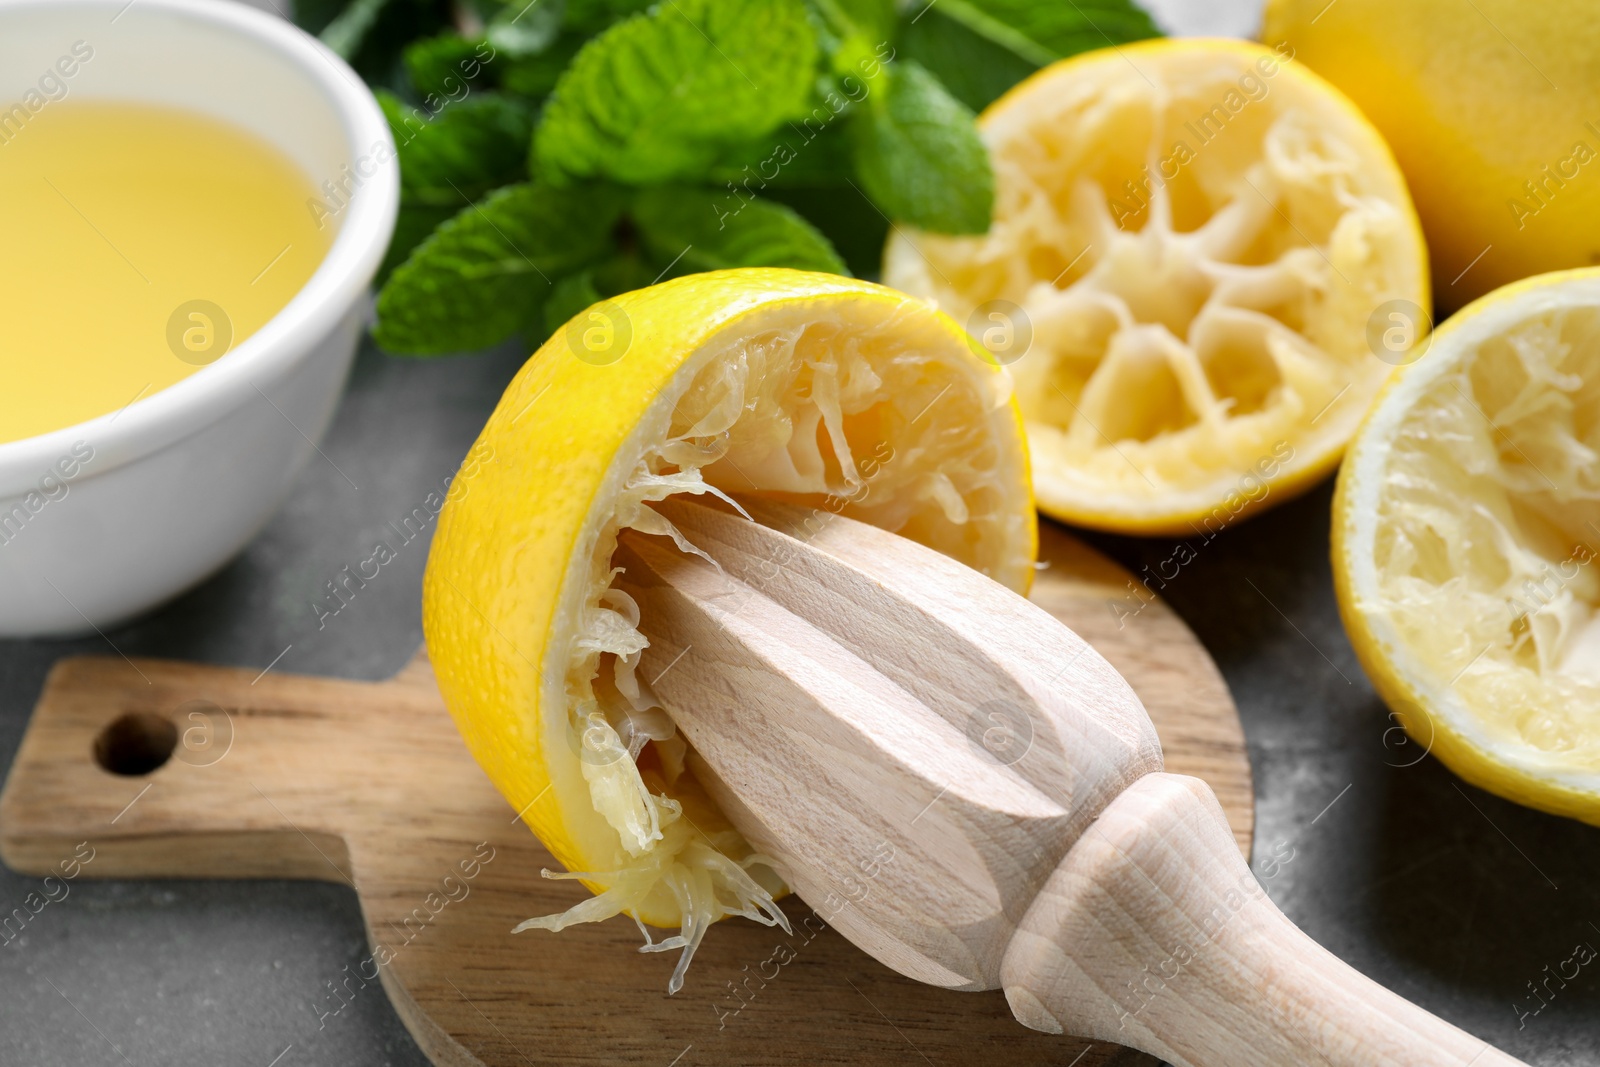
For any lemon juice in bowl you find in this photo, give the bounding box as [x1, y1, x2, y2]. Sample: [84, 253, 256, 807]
[0, 99, 333, 445]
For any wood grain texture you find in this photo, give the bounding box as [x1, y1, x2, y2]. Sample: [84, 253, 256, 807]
[612, 501, 1506, 1067]
[0, 520, 1249, 1067]
[1002, 773, 1526, 1067]
[617, 497, 1165, 993]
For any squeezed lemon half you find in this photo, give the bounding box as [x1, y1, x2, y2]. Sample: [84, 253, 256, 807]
[884, 39, 1428, 535]
[422, 269, 1035, 989]
[1335, 268, 1600, 823]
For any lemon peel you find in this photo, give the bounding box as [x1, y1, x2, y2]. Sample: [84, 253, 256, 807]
[1335, 267, 1600, 824]
[423, 269, 1035, 990]
[885, 38, 1428, 534]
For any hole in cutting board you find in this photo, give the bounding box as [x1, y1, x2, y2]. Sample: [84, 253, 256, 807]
[93, 713, 178, 776]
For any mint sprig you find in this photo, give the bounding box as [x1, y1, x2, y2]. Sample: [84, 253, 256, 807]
[902, 0, 1161, 110]
[849, 60, 993, 235]
[536, 0, 818, 185]
[633, 186, 848, 277]
[380, 90, 533, 208]
[375, 88, 535, 279]
[302, 0, 1162, 356]
[957, 0, 1161, 59]
[373, 183, 624, 355]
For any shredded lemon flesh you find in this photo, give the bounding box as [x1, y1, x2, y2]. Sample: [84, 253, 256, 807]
[886, 49, 1417, 511]
[521, 309, 1020, 991]
[1371, 306, 1600, 761]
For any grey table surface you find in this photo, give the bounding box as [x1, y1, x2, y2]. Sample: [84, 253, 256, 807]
[1, 330, 1599, 1067]
[5, 2, 1600, 1065]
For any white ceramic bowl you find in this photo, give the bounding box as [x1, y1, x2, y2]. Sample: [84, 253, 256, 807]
[0, 0, 397, 636]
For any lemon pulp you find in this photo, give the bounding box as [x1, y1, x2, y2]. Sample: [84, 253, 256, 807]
[1361, 291, 1600, 761]
[885, 39, 1427, 533]
[424, 273, 1034, 992]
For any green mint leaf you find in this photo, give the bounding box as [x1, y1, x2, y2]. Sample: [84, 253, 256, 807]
[632, 186, 848, 277]
[563, 0, 653, 35]
[763, 186, 888, 279]
[706, 44, 895, 189]
[485, 0, 563, 57]
[903, 0, 1161, 111]
[811, 0, 895, 47]
[536, 0, 818, 185]
[956, 0, 1160, 60]
[379, 91, 534, 208]
[501, 32, 585, 97]
[542, 269, 604, 336]
[708, 120, 855, 189]
[590, 252, 660, 296]
[541, 249, 664, 340]
[377, 203, 456, 285]
[403, 34, 498, 101]
[544, 253, 662, 341]
[805, 0, 896, 75]
[373, 182, 624, 355]
[800, 0, 902, 87]
[899, 13, 1035, 112]
[848, 61, 993, 234]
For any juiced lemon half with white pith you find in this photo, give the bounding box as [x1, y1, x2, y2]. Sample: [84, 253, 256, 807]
[423, 270, 1035, 989]
[1336, 268, 1600, 823]
[885, 39, 1428, 534]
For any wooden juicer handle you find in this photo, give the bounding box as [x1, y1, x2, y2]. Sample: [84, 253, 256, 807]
[612, 495, 1523, 1067]
[1002, 772, 1521, 1065]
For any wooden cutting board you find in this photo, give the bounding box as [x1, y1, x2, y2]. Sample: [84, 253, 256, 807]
[0, 523, 1251, 1067]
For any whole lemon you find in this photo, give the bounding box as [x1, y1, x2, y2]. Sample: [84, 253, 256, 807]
[1264, 0, 1600, 310]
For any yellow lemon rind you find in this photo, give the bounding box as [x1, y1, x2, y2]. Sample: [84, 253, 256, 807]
[423, 269, 1037, 929]
[889, 37, 1429, 537]
[1333, 266, 1600, 825]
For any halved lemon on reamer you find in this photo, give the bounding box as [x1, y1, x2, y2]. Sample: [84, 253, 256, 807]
[1335, 267, 1600, 823]
[885, 38, 1429, 535]
[422, 269, 1036, 990]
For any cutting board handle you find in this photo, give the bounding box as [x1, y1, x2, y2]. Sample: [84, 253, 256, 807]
[0, 652, 437, 884]
[1001, 773, 1524, 1067]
